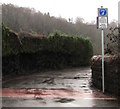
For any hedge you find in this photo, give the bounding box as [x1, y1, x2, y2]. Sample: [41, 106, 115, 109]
[2, 25, 93, 75]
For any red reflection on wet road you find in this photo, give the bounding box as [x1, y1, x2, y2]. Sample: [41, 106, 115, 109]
[2, 88, 116, 100]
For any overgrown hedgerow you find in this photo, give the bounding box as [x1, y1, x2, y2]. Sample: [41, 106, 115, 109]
[2, 25, 93, 75]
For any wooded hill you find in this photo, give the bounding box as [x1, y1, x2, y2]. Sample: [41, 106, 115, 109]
[2, 4, 101, 54]
[2, 4, 117, 54]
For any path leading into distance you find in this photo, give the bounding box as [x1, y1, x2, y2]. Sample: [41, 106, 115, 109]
[2, 67, 120, 107]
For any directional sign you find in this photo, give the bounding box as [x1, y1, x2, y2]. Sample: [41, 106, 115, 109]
[100, 9, 107, 16]
[98, 8, 108, 17]
[97, 7, 108, 29]
[96, 6, 109, 93]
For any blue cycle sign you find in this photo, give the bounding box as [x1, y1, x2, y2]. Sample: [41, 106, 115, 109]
[98, 7, 108, 17]
[96, 6, 109, 93]
[97, 7, 108, 29]
[99, 9, 107, 16]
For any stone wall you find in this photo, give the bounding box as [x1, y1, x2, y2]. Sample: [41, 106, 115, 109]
[91, 55, 120, 97]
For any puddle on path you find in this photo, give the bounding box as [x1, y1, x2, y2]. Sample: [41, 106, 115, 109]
[55, 98, 75, 103]
[2, 67, 119, 107]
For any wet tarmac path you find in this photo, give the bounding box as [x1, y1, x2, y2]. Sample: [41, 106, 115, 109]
[2, 67, 120, 107]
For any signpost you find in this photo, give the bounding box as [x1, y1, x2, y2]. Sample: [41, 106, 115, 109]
[97, 6, 108, 93]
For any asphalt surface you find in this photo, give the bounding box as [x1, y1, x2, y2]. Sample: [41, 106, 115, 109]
[2, 67, 120, 107]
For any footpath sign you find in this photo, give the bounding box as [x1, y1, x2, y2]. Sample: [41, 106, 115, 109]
[97, 7, 108, 29]
[97, 6, 108, 93]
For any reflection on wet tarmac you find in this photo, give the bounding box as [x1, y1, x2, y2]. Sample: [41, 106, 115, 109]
[2, 67, 120, 107]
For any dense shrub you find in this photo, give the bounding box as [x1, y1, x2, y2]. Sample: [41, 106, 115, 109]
[2, 24, 21, 56]
[105, 27, 120, 54]
[2, 25, 93, 75]
[41, 32, 93, 67]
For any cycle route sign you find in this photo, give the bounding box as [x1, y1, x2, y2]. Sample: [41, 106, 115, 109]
[97, 7, 108, 29]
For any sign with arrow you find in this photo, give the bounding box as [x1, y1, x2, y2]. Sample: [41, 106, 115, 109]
[96, 6, 108, 93]
[97, 7, 108, 29]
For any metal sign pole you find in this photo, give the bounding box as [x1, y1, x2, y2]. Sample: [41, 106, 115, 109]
[97, 6, 108, 93]
[101, 29, 105, 93]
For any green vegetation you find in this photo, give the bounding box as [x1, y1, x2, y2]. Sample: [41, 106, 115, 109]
[105, 27, 120, 55]
[2, 24, 21, 56]
[2, 4, 118, 55]
[2, 25, 93, 75]
[2, 4, 101, 54]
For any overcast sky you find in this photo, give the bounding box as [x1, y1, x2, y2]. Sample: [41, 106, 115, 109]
[0, 0, 120, 23]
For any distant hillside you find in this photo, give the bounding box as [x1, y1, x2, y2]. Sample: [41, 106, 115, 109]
[2, 4, 116, 54]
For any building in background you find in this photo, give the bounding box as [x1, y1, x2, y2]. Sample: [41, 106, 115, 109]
[118, 1, 120, 25]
